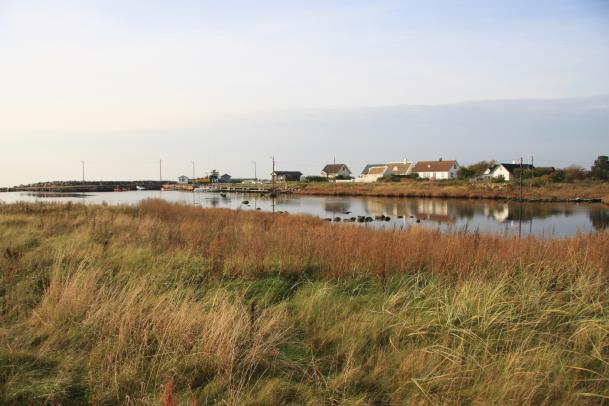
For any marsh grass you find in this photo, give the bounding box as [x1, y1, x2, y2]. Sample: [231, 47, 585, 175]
[0, 200, 608, 404]
[297, 179, 609, 201]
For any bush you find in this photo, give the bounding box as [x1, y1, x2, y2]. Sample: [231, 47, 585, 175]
[378, 175, 402, 183]
[458, 160, 496, 179]
[303, 176, 328, 183]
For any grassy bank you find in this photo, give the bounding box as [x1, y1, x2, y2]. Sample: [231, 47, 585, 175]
[295, 179, 609, 201]
[1, 200, 608, 404]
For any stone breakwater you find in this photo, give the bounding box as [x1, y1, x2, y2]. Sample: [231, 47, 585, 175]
[6, 180, 171, 192]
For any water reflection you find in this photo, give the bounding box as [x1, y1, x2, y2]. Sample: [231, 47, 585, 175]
[0, 191, 607, 237]
[324, 200, 352, 214]
[589, 207, 609, 231]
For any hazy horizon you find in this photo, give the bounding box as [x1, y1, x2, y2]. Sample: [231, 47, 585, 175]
[1, 1, 608, 187]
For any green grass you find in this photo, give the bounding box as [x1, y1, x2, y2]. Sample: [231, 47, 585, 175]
[0, 201, 608, 404]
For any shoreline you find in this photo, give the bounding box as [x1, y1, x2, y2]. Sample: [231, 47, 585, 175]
[293, 180, 609, 204]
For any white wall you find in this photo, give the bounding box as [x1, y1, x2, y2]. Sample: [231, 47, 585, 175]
[490, 166, 511, 181]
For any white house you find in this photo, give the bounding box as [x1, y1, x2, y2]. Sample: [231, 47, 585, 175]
[177, 175, 190, 184]
[485, 163, 534, 181]
[357, 164, 388, 183]
[411, 159, 459, 180]
[321, 164, 352, 179]
[385, 159, 413, 176]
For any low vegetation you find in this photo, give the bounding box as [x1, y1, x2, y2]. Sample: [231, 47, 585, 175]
[297, 178, 609, 201]
[1, 200, 609, 404]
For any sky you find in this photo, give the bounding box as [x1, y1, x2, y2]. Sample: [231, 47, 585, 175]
[1, 0, 608, 186]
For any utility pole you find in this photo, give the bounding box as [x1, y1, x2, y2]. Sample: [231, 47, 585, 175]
[531, 155, 534, 178]
[252, 161, 257, 181]
[519, 157, 523, 201]
[271, 156, 275, 190]
[81, 161, 85, 182]
[518, 157, 524, 239]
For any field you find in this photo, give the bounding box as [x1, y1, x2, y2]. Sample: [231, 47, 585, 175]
[296, 179, 609, 201]
[1, 200, 609, 404]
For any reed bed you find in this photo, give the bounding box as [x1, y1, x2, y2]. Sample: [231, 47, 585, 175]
[1, 200, 608, 404]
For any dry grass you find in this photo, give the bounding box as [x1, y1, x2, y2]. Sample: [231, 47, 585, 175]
[297, 179, 609, 201]
[1, 200, 608, 404]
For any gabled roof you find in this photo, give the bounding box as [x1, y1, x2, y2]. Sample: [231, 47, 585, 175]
[493, 163, 534, 175]
[386, 162, 412, 174]
[322, 164, 350, 174]
[361, 164, 385, 175]
[367, 166, 387, 175]
[412, 160, 458, 173]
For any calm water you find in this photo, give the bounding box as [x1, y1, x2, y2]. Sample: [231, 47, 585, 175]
[1, 191, 608, 238]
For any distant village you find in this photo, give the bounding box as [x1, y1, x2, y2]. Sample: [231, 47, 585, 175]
[174, 158, 553, 187]
[6, 155, 606, 193]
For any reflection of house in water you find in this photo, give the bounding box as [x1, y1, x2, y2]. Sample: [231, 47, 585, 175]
[417, 200, 448, 216]
[484, 204, 510, 222]
[415, 200, 455, 224]
[363, 199, 417, 218]
[362, 198, 455, 223]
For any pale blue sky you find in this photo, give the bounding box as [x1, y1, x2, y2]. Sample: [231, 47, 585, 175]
[0, 1, 608, 185]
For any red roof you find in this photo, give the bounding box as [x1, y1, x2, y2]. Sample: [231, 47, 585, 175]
[412, 160, 457, 173]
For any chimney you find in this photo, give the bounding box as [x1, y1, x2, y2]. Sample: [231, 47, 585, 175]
[403, 157, 407, 164]
[438, 157, 443, 162]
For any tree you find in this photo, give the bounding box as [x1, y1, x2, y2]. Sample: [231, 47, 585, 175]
[591, 156, 609, 180]
[458, 160, 496, 179]
[457, 166, 476, 179]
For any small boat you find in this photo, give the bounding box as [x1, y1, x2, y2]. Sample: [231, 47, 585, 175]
[136, 186, 146, 191]
[194, 186, 214, 193]
[113, 187, 129, 192]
